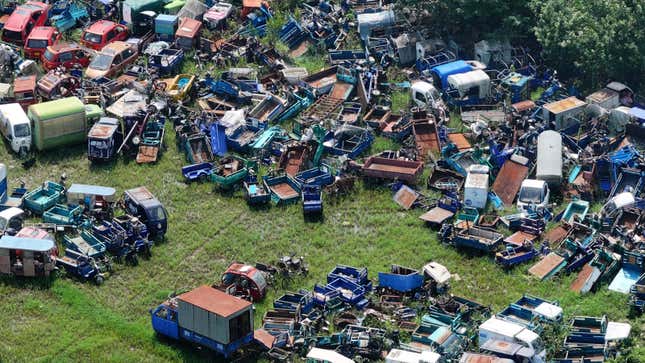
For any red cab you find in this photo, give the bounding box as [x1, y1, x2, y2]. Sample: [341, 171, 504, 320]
[13, 75, 38, 109]
[175, 17, 202, 50]
[41, 43, 92, 71]
[80, 20, 129, 51]
[1, 1, 50, 45]
[24, 26, 60, 59]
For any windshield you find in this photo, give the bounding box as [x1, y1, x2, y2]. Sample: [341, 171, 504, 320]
[27, 39, 47, 48]
[430, 88, 440, 101]
[3, 30, 22, 41]
[83, 32, 102, 44]
[90, 139, 108, 148]
[44, 49, 55, 61]
[251, 270, 267, 289]
[519, 187, 543, 203]
[0, 218, 6, 231]
[89, 54, 114, 71]
[13, 124, 30, 137]
[149, 206, 166, 221]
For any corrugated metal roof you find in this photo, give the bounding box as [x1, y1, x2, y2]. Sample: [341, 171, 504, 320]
[178, 285, 251, 317]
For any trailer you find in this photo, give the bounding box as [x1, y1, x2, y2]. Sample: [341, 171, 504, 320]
[23, 181, 65, 215]
[361, 157, 424, 184]
[263, 173, 301, 205]
[378, 265, 424, 293]
[42, 204, 83, 226]
[495, 243, 538, 268]
[182, 162, 214, 182]
[445, 225, 503, 252]
[150, 285, 254, 358]
[248, 94, 286, 124]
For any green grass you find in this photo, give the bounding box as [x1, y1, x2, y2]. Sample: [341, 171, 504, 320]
[0, 128, 643, 362]
[390, 90, 410, 114]
[1, 19, 643, 363]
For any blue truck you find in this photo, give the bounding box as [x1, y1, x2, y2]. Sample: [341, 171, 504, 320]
[151, 285, 254, 358]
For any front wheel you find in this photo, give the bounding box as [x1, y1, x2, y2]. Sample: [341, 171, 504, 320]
[95, 275, 104, 285]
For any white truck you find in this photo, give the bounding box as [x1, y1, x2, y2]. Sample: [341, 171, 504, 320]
[0, 103, 31, 156]
[386, 348, 441, 363]
[479, 317, 546, 363]
[411, 80, 447, 121]
[517, 179, 550, 212]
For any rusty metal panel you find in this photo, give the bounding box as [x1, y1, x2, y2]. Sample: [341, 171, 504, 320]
[528, 253, 565, 280]
[570, 264, 601, 293]
[504, 231, 536, 247]
[543, 224, 570, 246]
[448, 133, 471, 150]
[492, 159, 528, 206]
[393, 185, 418, 210]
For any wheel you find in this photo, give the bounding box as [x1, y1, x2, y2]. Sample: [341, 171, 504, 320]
[94, 275, 104, 285]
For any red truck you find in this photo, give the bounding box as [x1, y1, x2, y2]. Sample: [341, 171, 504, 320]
[1, 1, 50, 45]
[24, 26, 60, 59]
[80, 20, 128, 50]
[41, 43, 92, 71]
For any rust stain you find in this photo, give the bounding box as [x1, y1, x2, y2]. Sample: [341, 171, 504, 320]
[492, 159, 528, 206]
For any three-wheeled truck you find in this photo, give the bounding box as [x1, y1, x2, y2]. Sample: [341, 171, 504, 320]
[0, 235, 57, 278]
[87, 117, 123, 162]
[150, 285, 254, 358]
[123, 186, 167, 240]
[66, 184, 117, 220]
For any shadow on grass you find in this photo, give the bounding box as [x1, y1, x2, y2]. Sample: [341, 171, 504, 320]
[0, 274, 54, 290]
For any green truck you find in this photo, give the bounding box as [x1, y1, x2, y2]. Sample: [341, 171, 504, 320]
[28, 97, 103, 151]
[122, 0, 167, 35]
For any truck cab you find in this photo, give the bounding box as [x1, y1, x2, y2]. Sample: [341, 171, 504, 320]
[42, 43, 92, 71]
[517, 179, 549, 212]
[479, 317, 546, 363]
[123, 186, 167, 239]
[81, 20, 129, 50]
[0, 207, 24, 234]
[13, 75, 38, 109]
[411, 81, 444, 111]
[601, 192, 637, 218]
[87, 117, 122, 162]
[24, 26, 60, 59]
[0, 103, 31, 155]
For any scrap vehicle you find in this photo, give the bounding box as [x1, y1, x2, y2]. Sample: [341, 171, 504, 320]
[55, 248, 106, 284]
[150, 285, 254, 357]
[36, 69, 81, 100]
[123, 186, 167, 239]
[42, 204, 83, 226]
[1, 1, 51, 45]
[478, 317, 546, 361]
[12, 75, 38, 109]
[263, 171, 301, 205]
[66, 184, 116, 220]
[359, 156, 424, 185]
[24, 26, 61, 59]
[87, 117, 123, 162]
[80, 20, 129, 50]
[0, 235, 57, 277]
[85, 41, 138, 79]
[0, 207, 24, 235]
[0, 164, 27, 211]
[214, 263, 268, 302]
[41, 42, 92, 71]
[27, 96, 103, 151]
[0, 103, 31, 155]
[243, 173, 270, 205]
[301, 184, 323, 216]
[441, 224, 503, 252]
[23, 181, 65, 215]
[175, 16, 202, 50]
[210, 155, 252, 189]
[148, 47, 184, 76]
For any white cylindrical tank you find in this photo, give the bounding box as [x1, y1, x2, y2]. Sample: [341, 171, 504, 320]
[536, 130, 562, 185]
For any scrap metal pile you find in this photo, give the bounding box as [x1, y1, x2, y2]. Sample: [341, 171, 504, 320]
[0, 0, 642, 360]
[151, 260, 633, 362]
[0, 163, 167, 285]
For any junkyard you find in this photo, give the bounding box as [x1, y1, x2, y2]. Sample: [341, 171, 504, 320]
[0, 0, 643, 361]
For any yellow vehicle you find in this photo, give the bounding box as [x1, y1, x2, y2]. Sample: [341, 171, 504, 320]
[165, 73, 195, 101]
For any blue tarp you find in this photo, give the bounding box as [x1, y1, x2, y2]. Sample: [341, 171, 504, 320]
[0, 236, 55, 252]
[431, 60, 473, 88]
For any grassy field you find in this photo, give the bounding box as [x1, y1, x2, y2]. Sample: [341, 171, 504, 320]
[0, 128, 643, 362]
[0, 36, 643, 363]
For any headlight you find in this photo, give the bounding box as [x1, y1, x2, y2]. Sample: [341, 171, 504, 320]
[157, 223, 162, 230]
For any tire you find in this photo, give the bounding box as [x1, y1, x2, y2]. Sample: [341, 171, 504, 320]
[95, 275, 104, 285]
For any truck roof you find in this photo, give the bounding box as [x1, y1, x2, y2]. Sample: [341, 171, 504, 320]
[521, 179, 546, 189]
[88, 118, 119, 139]
[480, 317, 525, 336]
[0, 235, 54, 252]
[177, 285, 251, 318]
[13, 75, 37, 93]
[543, 96, 586, 114]
[28, 96, 85, 121]
[125, 186, 156, 203]
[28, 26, 55, 39]
[0, 103, 30, 125]
[86, 20, 118, 34]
